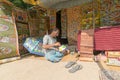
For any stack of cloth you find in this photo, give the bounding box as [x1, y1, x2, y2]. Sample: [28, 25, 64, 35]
[79, 29, 94, 61]
[106, 51, 120, 66]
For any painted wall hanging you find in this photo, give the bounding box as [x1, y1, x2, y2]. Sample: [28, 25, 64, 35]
[16, 22, 30, 55]
[0, 2, 19, 59]
[14, 9, 28, 23]
[100, 0, 120, 26]
[67, 6, 81, 45]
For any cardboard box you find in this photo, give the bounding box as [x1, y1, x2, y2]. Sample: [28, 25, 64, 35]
[106, 58, 120, 67]
[106, 51, 120, 58]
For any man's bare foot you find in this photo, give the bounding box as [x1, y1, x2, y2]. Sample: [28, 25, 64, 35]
[62, 50, 70, 55]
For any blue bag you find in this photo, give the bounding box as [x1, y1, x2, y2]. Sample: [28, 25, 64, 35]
[23, 37, 45, 56]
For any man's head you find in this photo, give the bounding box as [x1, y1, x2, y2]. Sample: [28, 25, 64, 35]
[48, 28, 59, 37]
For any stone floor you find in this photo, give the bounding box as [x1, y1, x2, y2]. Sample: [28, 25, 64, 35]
[99, 69, 120, 80]
[0, 58, 100, 80]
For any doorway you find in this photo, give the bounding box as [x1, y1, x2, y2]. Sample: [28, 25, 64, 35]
[56, 10, 68, 44]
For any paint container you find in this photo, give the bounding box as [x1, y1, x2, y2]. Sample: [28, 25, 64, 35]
[70, 52, 75, 55]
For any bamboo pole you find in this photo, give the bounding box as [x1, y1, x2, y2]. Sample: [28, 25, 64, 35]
[0, 57, 21, 64]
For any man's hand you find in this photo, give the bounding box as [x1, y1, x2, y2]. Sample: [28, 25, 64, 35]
[54, 42, 61, 47]
[42, 42, 61, 49]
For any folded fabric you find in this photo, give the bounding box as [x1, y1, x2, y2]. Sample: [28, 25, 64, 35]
[45, 50, 63, 62]
[55, 51, 64, 57]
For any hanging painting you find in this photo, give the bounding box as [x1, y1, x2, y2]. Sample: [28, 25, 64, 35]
[81, 1, 93, 30]
[48, 9, 56, 29]
[61, 9, 67, 38]
[16, 22, 30, 55]
[93, 0, 101, 28]
[14, 9, 28, 23]
[100, 0, 120, 26]
[67, 6, 81, 45]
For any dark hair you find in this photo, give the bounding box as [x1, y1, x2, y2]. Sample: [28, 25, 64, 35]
[48, 28, 59, 34]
